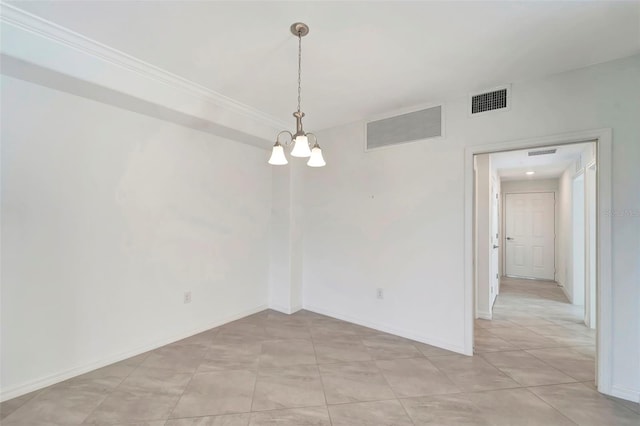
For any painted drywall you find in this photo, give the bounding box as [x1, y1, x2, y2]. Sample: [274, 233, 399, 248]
[585, 163, 597, 328]
[301, 55, 640, 400]
[0, 76, 271, 399]
[556, 143, 596, 305]
[501, 178, 559, 193]
[474, 154, 499, 319]
[557, 167, 574, 299]
[572, 174, 586, 307]
[489, 161, 500, 307]
[269, 166, 292, 312]
[268, 162, 304, 314]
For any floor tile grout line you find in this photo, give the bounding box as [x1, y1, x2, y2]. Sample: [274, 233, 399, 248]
[522, 378, 640, 418]
[77, 350, 151, 425]
[163, 342, 211, 423]
[522, 324, 595, 338]
[478, 332, 596, 352]
[308, 336, 333, 426]
[247, 332, 265, 414]
[164, 405, 328, 423]
[309, 339, 328, 405]
[428, 355, 524, 394]
[327, 397, 420, 426]
[372, 357, 417, 425]
[0, 389, 41, 420]
[317, 355, 439, 367]
[477, 349, 582, 387]
[521, 386, 579, 425]
[0, 389, 43, 424]
[523, 346, 596, 383]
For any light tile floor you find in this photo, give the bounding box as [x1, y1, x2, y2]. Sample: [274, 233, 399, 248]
[2, 277, 638, 425]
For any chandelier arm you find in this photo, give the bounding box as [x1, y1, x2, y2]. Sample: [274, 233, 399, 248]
[306, 132, 318, 147]
[277, 130, 294, 146]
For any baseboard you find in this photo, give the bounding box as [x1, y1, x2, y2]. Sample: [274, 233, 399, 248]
[268, 303, 289, 314]
[476, 310, 492, 320]
[0, 303, 268, 402]
[268, 303, 303, 315]
[610, 385, 640, 403]
[558, 283, 572, 302]
[303, 304, 466, 355]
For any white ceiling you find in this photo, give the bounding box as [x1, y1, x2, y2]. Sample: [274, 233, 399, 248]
[491, 142, 593, 181]
[8, 1, 640, 131]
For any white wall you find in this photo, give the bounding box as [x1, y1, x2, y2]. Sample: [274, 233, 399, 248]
[0, 76, 272, 399]
[475, 154, 491, 319]
[269, 167, 292, 312]
[585, 162, 597, 328]
[572, 174, 586, 306]
[501, 178, 559, 193]
[489, 161, 500, 306]
[301, 55, 640, 400]
[268, 162, 304, 314]
[557, 168, 574, 297]
[501, 178, 560, 280]
[555, 144, 597, 310]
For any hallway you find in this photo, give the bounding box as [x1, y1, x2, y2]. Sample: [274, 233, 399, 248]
[476, 276, 595, 361]
[475, 277, 639, 423]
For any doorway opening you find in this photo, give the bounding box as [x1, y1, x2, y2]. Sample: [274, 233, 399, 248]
[464, 129, 613, 396]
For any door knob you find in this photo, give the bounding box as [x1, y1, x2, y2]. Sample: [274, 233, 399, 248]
[506, 237, 514, 240]
[493, 245, 500, 249]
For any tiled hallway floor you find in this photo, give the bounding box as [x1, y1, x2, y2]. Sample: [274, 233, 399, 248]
[2, 277, 639, 425]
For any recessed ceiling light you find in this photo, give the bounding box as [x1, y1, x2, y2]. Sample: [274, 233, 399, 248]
[526, 171, 535, 175]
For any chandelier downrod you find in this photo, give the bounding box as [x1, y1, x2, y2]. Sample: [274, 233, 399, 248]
[297, 30, 302, 113]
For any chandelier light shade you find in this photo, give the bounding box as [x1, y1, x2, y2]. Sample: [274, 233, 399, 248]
[268, 142, 288, 165]
[307, 143, 326, 167]
[290, 134, 311, 158]
[268, 23, 325, 167]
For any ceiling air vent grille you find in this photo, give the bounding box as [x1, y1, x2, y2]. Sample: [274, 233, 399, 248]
[471, 87, 509, 114]
[366, 105, 442, 150]
[528, 149, 557, 156]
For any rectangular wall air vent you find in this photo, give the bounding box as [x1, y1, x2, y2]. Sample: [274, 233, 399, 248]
[528, 149, 557, 156]
[366, 105, 442, 150]
[471, 87, 509, 114]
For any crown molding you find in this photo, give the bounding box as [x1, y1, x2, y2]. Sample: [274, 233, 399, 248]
[0, 3, 289, 141]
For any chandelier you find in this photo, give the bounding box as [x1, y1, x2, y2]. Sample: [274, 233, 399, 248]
[268, 23, 325, 167]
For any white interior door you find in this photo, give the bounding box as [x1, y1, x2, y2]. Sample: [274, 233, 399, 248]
[505, 192, 555, 280]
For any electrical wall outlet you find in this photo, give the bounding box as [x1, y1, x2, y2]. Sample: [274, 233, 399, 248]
[183, 291, 192, 304]
[376, 288, 384, 299]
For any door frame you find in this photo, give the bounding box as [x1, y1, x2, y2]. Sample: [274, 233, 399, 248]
[572, 171, 586, 306]
[490, 175, 500, 301]
[464, 128, 612, 396]
[585, 161, 597, 329]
